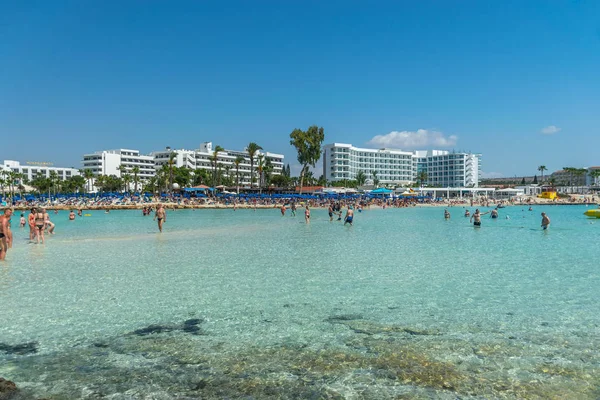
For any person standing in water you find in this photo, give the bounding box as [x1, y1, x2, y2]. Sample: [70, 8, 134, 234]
[541, 212, 550, 230]
[344, 206, 354, 226]
[304, 205, 310, 223]
[470, 209, 490, 228]
[280, 204, 286, 216]
[34, 208, 46, 244]
[69, 210, 76, 220]
[28, 208, 36, 241]
[291, 202, 296, 217]
[490, 208, 499, 219]
[44, 208, 55, 234]
[0, 209, 13, 260]
[154, 204, 166, 232]
[444, 209, 451, 219]
[328, 204, 334, 222]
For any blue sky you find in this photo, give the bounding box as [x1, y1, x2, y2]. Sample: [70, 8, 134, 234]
[2, 1, 599, 177]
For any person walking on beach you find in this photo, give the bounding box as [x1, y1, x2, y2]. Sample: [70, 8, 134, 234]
[470, 209, 490, 228]
[0, 209, 13, 260]
[541, 212, 550, 230]
[154, 204, 166, 232]
[304, 205, 310, 223]
[344, 206, 354, 226]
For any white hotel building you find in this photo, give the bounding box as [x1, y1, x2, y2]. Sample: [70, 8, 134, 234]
[1, 160, 80, 182]
[81, 143, 284, 188]
[323, 143, 481, 187]
[81, 149, 156, 181]
[151, 142, 284, 186]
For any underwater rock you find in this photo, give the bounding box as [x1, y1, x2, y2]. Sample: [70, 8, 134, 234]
[130, 318, 206, 337]
[132, 325, 174, 336]
[0, 377, 18, 398]
[326, 318, 441, 336]
[325, 314, 363, 323]
[0, 342, 38, 355]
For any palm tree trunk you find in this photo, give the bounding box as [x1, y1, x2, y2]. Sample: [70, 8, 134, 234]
[299, 166, 306, 195]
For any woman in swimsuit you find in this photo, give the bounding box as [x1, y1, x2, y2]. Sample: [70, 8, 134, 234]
[34, 208, 46, 244]
[304, 205, 310, 224]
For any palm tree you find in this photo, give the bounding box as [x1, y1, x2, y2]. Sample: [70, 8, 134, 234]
[234, 155, 244, 193]
[217, 162, 224, 186]
[417, 171, 428, 187]
[372, 170, 379, 187]
[122, 173, 132, 194]
[355, 170, 367, 186]
[168, 152, 177, 192]
[257, 154, 265, 193]
[48, 171, 60, 197]
[590, 169, 600, 187]
[82, 169, 95, 193]
[131, 166, 140, 193]
[210, 146, 224, 187]
[537, 165, 547, 184]
[246, 142, 263, 188]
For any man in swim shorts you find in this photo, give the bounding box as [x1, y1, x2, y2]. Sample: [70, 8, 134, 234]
[541, 212, 550, 230]
[470, 209, 490, 227]
[344, 206, 354, 226]
[328, 204, 334, 221]
[154, 204, 166, 232]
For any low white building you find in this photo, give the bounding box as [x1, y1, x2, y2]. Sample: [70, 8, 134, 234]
[1, 160, 80, 182]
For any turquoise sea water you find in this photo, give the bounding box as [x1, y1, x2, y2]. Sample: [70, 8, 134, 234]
[1, 205, 599, 399]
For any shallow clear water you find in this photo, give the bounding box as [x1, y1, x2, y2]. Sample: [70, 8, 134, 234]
[1, 205, 599, 399]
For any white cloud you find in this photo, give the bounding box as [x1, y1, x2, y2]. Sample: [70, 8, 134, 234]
[540, 125, 561, 135]
[480, 171, 504, 179]
[367, 129, 458, 149]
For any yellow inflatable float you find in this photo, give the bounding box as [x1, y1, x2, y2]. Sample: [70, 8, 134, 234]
[584, 209, 600, 218]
